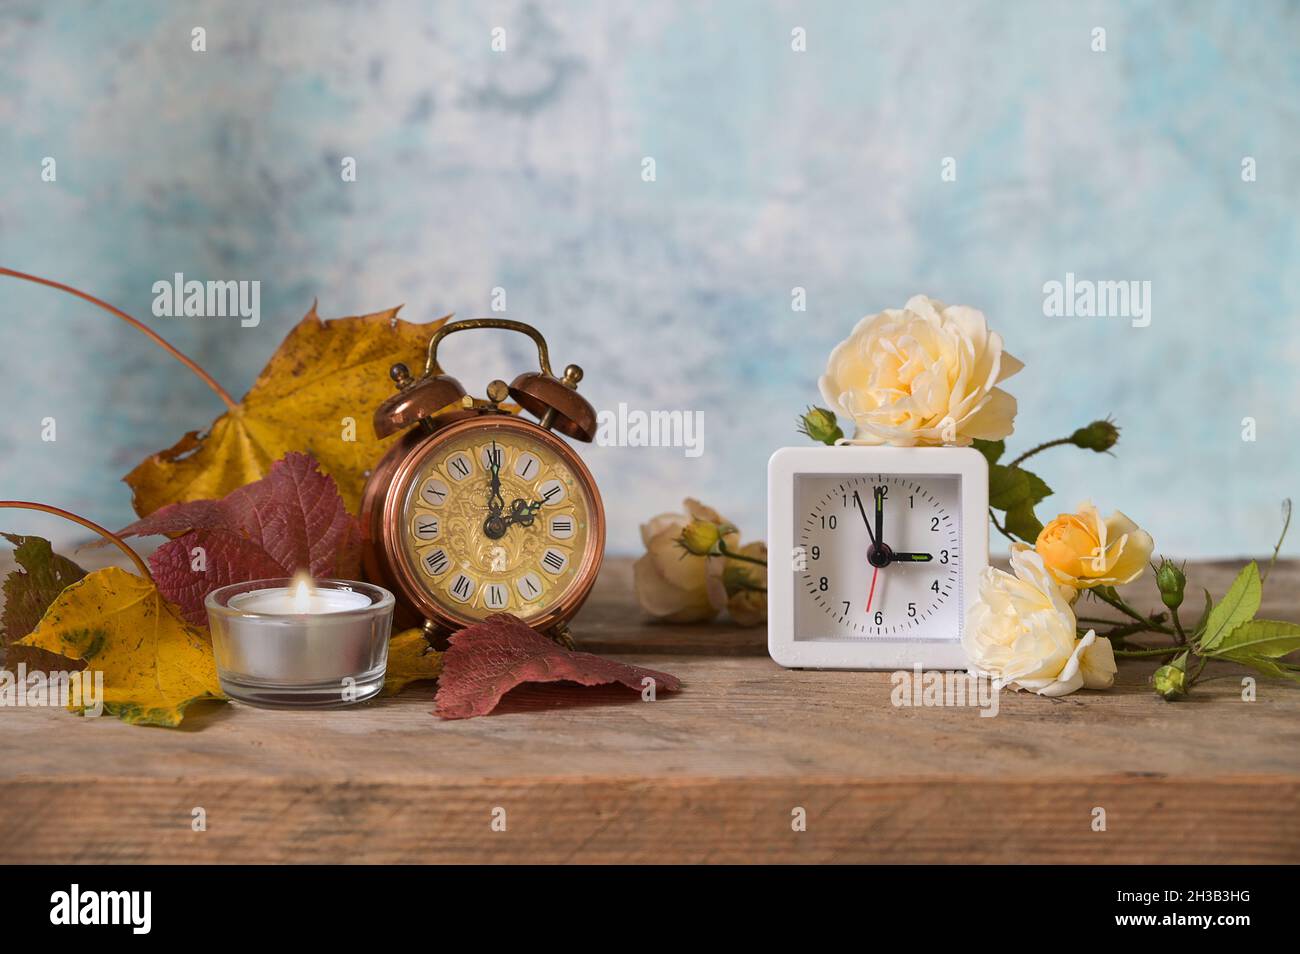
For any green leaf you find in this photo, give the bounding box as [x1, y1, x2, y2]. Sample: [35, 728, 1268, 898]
[971, 439, 1004, 466]
[1003, 504, 1044, 543]
[1216, 653, 1300, 683]
[1212, 619, 1300, 658]
[988, 465, 1052, 512]
[988, 464, 1051, 542]
[1199, 563, 1262, 651]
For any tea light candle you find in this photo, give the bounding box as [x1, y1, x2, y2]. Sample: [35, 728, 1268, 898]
[206, 575, 395, 709]
[229, 579, 372, 616]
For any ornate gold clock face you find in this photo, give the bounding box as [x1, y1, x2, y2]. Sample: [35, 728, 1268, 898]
[395, 420, 596, 624]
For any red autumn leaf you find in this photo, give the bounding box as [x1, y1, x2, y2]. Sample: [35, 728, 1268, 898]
[118, 452, 361, 625]
[434, 613, 682, 719]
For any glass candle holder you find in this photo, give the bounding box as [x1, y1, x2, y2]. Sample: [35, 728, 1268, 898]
[206, 578, 395, 709]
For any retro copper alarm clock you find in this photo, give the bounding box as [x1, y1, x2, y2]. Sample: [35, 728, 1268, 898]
[360, 319, 605, 646]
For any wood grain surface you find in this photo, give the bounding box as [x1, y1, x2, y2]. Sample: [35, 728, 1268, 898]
[2, 552, 1298, 864]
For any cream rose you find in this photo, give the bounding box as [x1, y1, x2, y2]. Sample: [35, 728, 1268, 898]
[1031, 501, 1154, 595]
[633, 499, 730, 622]
[1073, 629, 1118, 691]
[963, 549, 1115, 696]
[819, 295, 1022, 446]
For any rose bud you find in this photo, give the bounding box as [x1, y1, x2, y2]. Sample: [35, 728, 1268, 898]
[797, 406, 844, 446]
[678, 519, 724, 557]
[1069, 418, 1121, 453]
[1155, 559, 1187, 611]
[1153, 655, 1189, 700]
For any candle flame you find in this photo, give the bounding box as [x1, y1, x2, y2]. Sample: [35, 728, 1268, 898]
[290, 571, 314, 613]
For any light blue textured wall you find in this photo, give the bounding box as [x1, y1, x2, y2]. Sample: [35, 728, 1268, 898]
[1, 1, 1297, 557]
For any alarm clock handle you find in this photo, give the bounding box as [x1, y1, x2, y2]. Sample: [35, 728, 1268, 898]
[416, 317, 598, 443]
[424, 318, 554, 378]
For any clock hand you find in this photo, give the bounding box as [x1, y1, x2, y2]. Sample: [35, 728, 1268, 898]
[482, 441, 509, 539]
[486, 441, 505, 515]
[501, 497, 544, 530]
[874, 485, 884, 551]
[865, 564, 879, 613]
[889, 552, 934, 563]
[853, 491, 878, 549]
[861, 485, 891, 568]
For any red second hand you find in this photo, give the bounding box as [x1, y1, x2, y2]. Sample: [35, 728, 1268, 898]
[865, 565, 879, 613]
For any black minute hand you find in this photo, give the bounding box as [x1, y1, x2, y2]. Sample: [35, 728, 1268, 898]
[486, 441, 504, 514]
[853, 491, 877, 548]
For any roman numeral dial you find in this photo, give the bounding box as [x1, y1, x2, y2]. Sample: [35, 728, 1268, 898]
[399, 423, 594, 624]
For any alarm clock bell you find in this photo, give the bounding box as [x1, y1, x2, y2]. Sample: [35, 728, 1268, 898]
[372, 318, 597, 441]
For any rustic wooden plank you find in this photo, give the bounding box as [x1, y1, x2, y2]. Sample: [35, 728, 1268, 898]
[5, 638, 1299, 782]
[2, 777, 1295, 864]
[1, 553, 1298, 863]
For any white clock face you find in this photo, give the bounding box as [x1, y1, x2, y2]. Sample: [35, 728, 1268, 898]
[794, 473, 963, 642]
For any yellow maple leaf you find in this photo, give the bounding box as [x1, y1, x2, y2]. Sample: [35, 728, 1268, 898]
[17, 567, 224, 727]
[382, 627, 444, 695]
[124, 304, 448, 517]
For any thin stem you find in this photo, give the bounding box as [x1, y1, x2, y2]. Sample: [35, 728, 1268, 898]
[1171, 605, 1188, 646]
[1187, 655, 1209, 687]
[1093, 587, 1175, 635]
[1088, 620, 1155, 640]
[716, 541, 768, 568]
[1093, 588, 1146, 623]
[0, 266, 237, 411]
[1009, 437, 1072, 468]
[1190, 671, 1252, 684]
[1114, 646, 1181, 658]
[0, 500, 152, 580]
[989, 508, 1017, 544]
[1262, 498, 1292, 584]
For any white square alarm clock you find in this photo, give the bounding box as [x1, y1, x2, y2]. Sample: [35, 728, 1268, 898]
[767, 445, 988, 670]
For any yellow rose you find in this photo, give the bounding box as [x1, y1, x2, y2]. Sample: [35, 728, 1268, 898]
[633, 499, 731, 622]
[1030, 501, 1154, 595]
[963, 548, 1115, 696]
[819, 294, 1022, 446]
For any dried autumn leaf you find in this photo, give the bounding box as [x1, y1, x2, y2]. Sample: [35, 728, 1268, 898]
[124, 305, 448, 517]
[16, 566, 225, 726]
[382, 628, 444, 695]
[118, 452, 361, 625]
[434, 613, 682, 719]
[2, 643, 86, 674]
[1, 533, 87, 645]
